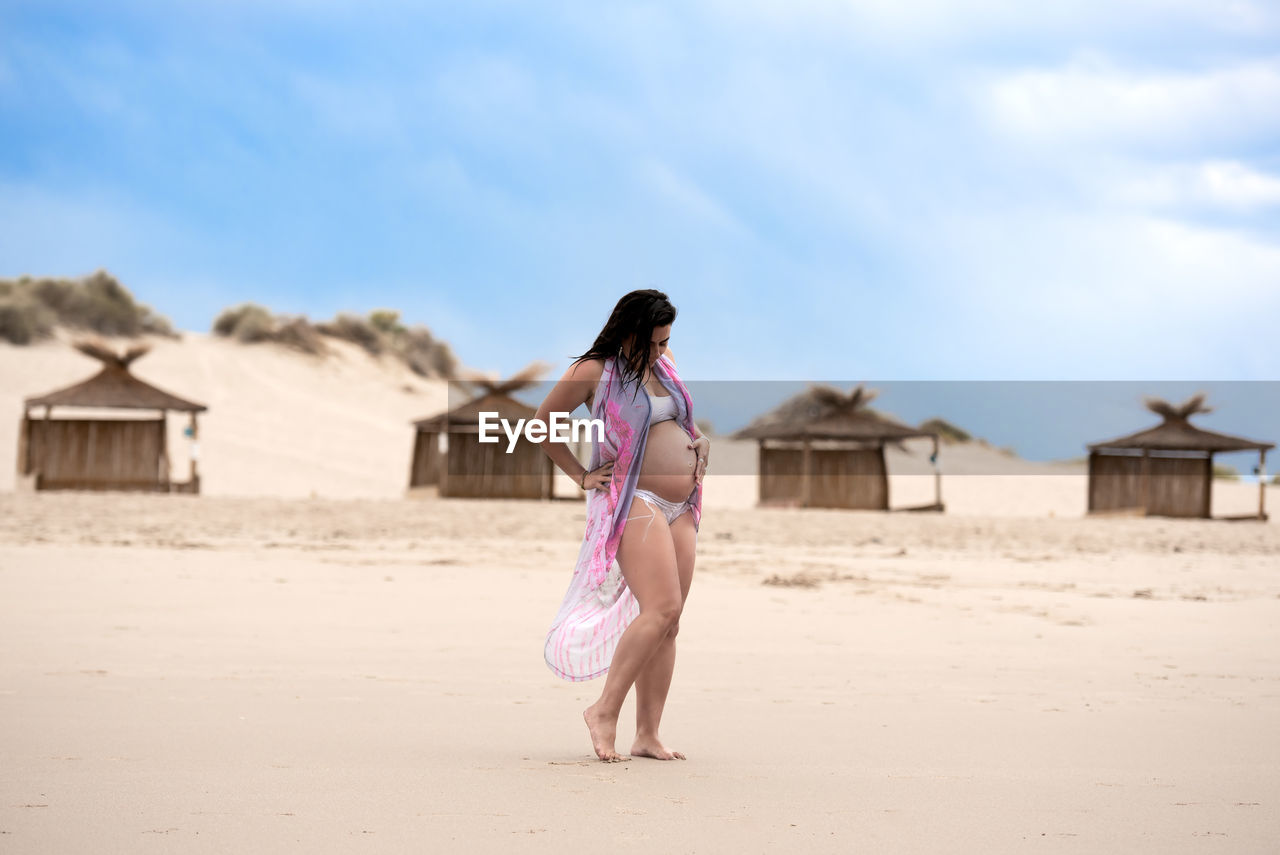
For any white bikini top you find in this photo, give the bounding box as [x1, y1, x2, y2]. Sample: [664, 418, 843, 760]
[647, 390, 678, 425]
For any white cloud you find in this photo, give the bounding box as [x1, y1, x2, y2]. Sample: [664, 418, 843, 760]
[702, 0, 1277, 50]
[920, 206, 1280, 375]
[1107, 160, 1280, 210]
[1196, 161, 1280, 208]
[955, 208, 1280, 301]
[982, 56, 1280, 150]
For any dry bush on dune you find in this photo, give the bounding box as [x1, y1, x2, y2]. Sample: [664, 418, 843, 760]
[212, 304, 456, 378]
[0, 293, 55, 344]
[312, 308, 458, 377]
[0, 270, 175, 344]
[919, 417, 972, 444]
[318, 310, 457, 377]
[920, 416, 1022, 455]
[212, 304, 326, 354]
[316, 312, 382, 355]
[368, 309, 402, 335]
[212, 303, 274, 342]
[273, 317, 327, 355]
[215, 306, 321, 354]
[398, 325, 458, 378]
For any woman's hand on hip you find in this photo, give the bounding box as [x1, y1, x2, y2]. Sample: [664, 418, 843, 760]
[583, 461, 615, 491]
[688, 436, 711, 484]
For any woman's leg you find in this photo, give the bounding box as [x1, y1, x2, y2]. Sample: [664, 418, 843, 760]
[632, 508, 696, 760]
[583, 496, 682, 762]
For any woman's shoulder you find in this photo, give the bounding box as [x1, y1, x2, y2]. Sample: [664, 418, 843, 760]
[566, 358, 606, 409]
[566, 356, 606, 381]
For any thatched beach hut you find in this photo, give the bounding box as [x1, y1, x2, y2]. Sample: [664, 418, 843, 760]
[732, 384, 943, 511]
[408, 363, 557, 500]
[18, 341, 206, 493]
[1086, 394, 1272, 520]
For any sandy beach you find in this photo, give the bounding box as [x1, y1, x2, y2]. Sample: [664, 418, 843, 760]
[2, 486, 1278, 853]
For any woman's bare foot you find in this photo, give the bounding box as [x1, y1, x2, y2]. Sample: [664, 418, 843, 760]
[631, 733, 686, 761]
[583, 703, 625, 762]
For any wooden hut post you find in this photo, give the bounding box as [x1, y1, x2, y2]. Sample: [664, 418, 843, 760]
[878, 439, 889, 510]
[159, 410, 170, 490]
[757, 442, 767, 504]
[1260, 448, 1268, 520]
[407, 429, 418, 489]
[800, 437, 812, 508]
[1138, 449, 1150, 515]
[188, 411, 199, 489]
[932, 434, 942, 509]
[1202, 455, 1213, 519]
[39, 405, 52, 489]
[17, 408, 30, 476]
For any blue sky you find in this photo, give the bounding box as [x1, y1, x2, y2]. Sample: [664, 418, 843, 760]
[2, 0, 1279, 383]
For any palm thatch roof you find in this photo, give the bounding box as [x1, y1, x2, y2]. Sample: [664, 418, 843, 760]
[413, 361, 549, 431]
[731, 384, 938, 442]
[24, 341, 207, 413]
[1088, 393, 1273, 453]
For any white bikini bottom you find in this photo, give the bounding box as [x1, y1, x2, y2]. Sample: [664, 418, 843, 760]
[626, 488, 694, 542]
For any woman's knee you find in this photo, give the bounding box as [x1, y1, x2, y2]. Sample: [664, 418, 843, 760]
[649, 598, 682, 631]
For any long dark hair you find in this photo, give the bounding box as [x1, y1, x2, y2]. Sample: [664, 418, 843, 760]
[571, 289, 677, 392]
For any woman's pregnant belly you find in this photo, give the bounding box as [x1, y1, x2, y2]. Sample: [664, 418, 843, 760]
[636, 419, 698, 503]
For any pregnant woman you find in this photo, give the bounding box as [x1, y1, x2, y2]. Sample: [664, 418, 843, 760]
[536, 289, 710, 762]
